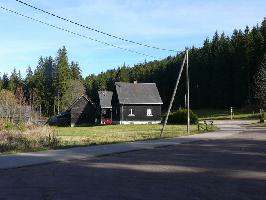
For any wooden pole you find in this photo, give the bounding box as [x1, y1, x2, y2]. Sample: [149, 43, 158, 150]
[186, 49, 190, 134]
[160, 53, 187, 136]
[57, 89, 60, 114]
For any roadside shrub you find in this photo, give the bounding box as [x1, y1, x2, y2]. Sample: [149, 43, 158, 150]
[0, 120, 28, 131]
[2, 121, 16, 130]
[167, 109, 198, 124]
[0, 126, 59, 153]
[260, 112, 265, 123]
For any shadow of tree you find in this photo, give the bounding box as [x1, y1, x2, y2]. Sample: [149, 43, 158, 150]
[0, 128, 266, 199]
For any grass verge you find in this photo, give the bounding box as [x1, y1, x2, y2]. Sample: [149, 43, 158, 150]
[195, 109, 264, 120]
[1, 124, 216, 154]
[54, 124, 216, 148]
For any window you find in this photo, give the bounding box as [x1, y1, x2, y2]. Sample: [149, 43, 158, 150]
[147, 108, 153, 116]
[128, 109, 135, 116]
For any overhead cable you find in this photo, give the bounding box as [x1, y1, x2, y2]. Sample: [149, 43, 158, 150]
[0, 6, 158, 59]
[15, 0, 180, 53]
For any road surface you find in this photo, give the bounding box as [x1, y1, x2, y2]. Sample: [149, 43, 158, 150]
[0, 123, 265, 200]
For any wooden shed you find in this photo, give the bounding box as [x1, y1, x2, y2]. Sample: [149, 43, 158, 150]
[66, 95, 96, 127]
[48, 95, 96, 127]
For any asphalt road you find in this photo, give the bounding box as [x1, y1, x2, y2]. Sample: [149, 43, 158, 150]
[0, 125, 266, 200]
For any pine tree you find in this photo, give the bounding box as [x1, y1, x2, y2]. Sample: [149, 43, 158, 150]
[70, 61, 82, 80]
[2, 73, 9, 89]
[8, 68, 20, 92]
[33, 57, 45, 112]
[254, 54, 266, 109]
[260, 18, 266, 51]
[0, 74, 2, 91]
[43, 56, 55, 115]
[25, 66, 34, 108]
[54, 46, 71, 112]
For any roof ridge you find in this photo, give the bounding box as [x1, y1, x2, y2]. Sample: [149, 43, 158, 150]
[66, 94, 95, 111]
[115, 82, 155, 84]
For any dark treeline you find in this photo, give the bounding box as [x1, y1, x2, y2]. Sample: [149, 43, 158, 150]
[85, 19, 266, 111]
[1, 19, 266, 116]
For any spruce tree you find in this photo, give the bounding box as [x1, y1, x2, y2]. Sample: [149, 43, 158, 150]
[2, 73, 9, 89]
[54, 46, 71, 112]
[0, 74, 2, 91]
[70, 61, 82, 80]
[25, 66, 34, 108]
[8, 68, 19, 92]
[254, 54, 266, 109]
[43, 56, 55, 115]
[33, 57, 45, 112]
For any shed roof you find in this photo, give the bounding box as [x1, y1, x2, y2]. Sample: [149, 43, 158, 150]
[115, 82, 163, 105]
[98, 91, 113, 108]
[66, 95, 95, 112]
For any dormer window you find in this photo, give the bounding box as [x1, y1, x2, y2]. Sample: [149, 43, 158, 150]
[147, 108, 153, 116]
[128, 109, 135, 116]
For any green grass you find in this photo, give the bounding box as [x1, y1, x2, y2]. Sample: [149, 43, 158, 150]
[257, 122, 266, 126]
[54, 124, 213, 148]
[1, 123, 216, 154]
[194, 109, 264, 120]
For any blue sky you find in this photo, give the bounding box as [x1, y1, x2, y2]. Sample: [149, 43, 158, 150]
[0, 0, 265, 77]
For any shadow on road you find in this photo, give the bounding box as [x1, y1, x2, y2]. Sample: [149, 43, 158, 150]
[0, 126, 266, 199]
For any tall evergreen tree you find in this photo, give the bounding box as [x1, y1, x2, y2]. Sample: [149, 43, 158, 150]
[254, 54, 266, 109]
[0, 74, 2, 91]
[54, 46, 71, 112]
[33, 57, 45, 112]
[8, 68, 20, 92]
[25, 66, 34, 107]
[2, 73, 9, 89]
[70, 61, 82, 80]
[43, 56, 55, 115]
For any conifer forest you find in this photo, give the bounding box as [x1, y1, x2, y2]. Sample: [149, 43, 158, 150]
[1, 19, 266, 117]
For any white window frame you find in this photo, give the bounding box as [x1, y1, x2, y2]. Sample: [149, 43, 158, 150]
[128, 108, 135, 116]
[147, 108, 153, 116]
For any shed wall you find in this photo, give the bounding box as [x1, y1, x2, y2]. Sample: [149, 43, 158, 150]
[70, 97, 96, 126]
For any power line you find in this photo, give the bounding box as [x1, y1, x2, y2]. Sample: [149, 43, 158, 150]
[0, 6, 158, 59]
[15, 0, 180, 53]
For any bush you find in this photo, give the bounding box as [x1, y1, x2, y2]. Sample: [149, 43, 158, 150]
[167, 109, 198, 124]
[260, 112, 265, 123]
[0, 125, 59, 153]
[0, 120, 29, 132]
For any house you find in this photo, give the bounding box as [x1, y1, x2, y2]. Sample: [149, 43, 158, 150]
[112, 81, 163, 124]
[98, 91, 113, 124]
[49, 95, 96, 127]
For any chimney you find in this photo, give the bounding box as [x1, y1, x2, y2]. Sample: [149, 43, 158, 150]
[133, 80, 138, 84]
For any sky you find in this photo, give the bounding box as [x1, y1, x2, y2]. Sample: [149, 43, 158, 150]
[0, 0, 265, 77]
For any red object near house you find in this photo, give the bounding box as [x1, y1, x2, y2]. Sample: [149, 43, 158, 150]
[102, 119, 112, 124]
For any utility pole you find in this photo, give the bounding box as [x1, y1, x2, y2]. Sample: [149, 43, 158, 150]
[186, 49, 190, 134]
[161, 53, 187, 136]
[57, 88, 60, 114]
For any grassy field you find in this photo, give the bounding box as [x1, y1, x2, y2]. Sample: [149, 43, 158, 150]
[194, 109, 264, 120]
[54, 124, 214, 148]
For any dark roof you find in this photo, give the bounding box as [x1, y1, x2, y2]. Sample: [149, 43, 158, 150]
[98, 91, 113, 108]
[66, 95, 95, 111]
[115, 82, 163, 104]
